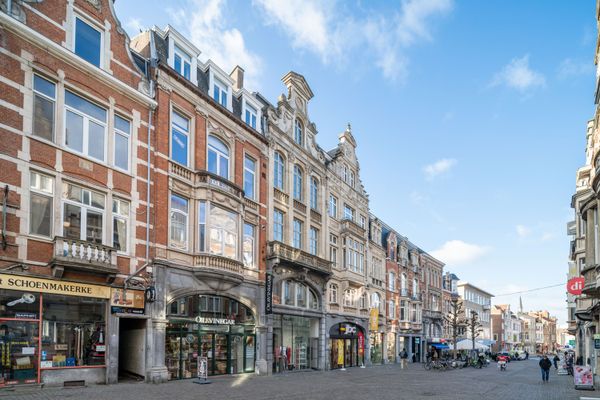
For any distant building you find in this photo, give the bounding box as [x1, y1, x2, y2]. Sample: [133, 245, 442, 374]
[457, 282, 493, 342]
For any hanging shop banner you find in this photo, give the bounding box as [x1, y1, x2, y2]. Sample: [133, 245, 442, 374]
[369, 308, 379, 331]
[337, 339, 344, 366]
[358, 331, 365, 357]
[574, 365, 594, 389]
[110, 288, 145, 314]
[567, 277, 585, 296]
[265, 272, 273, 314]
[0, 273, 110, 299]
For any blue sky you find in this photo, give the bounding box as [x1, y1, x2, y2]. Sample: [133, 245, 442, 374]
[115, 0, 596, 324]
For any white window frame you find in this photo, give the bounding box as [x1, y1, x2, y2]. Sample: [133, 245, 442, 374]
[170, 109, 190, 167]
[112, 198, 129, 254]
[207, 135, 230, 179]
[389, 272, 396, 291]
[243, 154, 256, 200]
[294, 119, 303, 146]
[293, 165, 303, 201]
[198, 200, 206, 252]
[329, 283, 338, 304]
[173, 44, 192, 80]
[29, 171, 54, 238]
[293, 218, 303, 249]
[64, 91, 107, 162]
[73, 15, 104, 68]
[309, 226, 318, 255]
[349, 171, 355, 188]
[242, 96, 261, 131]
[274, 152, 285, 190]
[243, 222, 256, 269]
[310, 177, 318, 210]
[113, 115, 131, 172]
[32, 74, 56, 141]
[329, 194, 337, 218]
[169, 193, 189, 250]
[273, 209, 284, 242]
[343, 204, 355, 221]
[61, 183, 106, 244]
[213, 77, 228, 108]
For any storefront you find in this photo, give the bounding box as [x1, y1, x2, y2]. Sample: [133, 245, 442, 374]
[165, 294, 255, 379]
[0, 273, 110, 387]
[386, 332, 397, 363]
[369, 332, 384, 364]
[272, 315, 319, 372]
[329, 323, 365, 369]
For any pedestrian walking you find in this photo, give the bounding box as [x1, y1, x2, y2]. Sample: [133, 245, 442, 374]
[525, 350, 529, 360]
[400, 348, 408, 370]
[553, 354, 560, 370]
[539, 355, 552, 383]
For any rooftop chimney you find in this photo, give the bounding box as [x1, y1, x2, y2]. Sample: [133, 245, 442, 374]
[230, 65, 244, 91]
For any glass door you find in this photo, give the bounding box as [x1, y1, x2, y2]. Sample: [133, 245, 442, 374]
[0, 321, 39, 386]
[243, 334, 255, 372]
[230, 334, 243, 374]
[213, 334, 228, 375]
[180, 330, 198, 379]
[165, 325, 182, 380]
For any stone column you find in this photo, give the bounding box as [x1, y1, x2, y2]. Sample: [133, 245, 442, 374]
[107, 313, 120, 384]
[146, 264, 169, 383]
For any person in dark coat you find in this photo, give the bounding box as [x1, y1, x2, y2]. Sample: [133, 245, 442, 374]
[539, 355, 552, 382]
[552, 354, 560, 370]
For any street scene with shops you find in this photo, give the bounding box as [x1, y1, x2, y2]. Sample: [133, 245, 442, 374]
[0, 0, 598, 399]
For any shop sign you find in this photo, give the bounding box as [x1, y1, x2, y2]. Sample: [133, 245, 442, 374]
[567, 277, 585, 296]
[595, 338, 600, 350]
[569, 340, 576, 346]
[0, 273, 110, 299]
[415, 338, 421, 344]
[265, 272, 273, 314]
[369, 308, 378, 331]
[340, 324, 357, 335]
[110, 288, 145, 314]
[195, 316, 235, 325]
[14, 312, 37, 319]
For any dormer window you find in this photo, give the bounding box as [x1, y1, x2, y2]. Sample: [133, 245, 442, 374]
[213, 78, 228, 107]
[74, 17, 102, 68]
[294, 119, 303, 145]
[245, 103, 257, 129]
[174, 45, 191, 80]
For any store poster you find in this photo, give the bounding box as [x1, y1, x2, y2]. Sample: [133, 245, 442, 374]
[369, 308, 378, 331]
[358, 331, 364, 357]
[574, 365, 594, 388]
[337, 339, 344, 366]
[110, 288, 145, 314]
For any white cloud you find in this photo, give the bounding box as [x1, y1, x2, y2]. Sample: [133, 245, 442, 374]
[491, 55, 545, 92]
[431, 240, 490, 265]
[423, 158, 457, 180]
[541, 232, 555, 242]
[168, 0, 263, 89]
[516, 224, 531, 238]
[410, 190, 428, 205]
[254, 0, 452, 82]
[557, 58, 594, 79]
[125, 17, 144, 35]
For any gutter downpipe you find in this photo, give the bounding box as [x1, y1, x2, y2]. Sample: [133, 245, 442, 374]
[125, 31, 157, 290]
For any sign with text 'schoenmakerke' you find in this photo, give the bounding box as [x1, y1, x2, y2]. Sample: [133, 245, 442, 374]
[0, 273, 110, 299]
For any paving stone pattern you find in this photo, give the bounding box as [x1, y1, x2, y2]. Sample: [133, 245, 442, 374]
[0, 359, 596, 400]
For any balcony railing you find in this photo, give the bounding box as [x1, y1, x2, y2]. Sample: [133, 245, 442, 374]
[244, 197, 260, 213]
[193, 253, 243, 275]
[310, 208, 322, 224]
[293, 199, 307, 214]
[54, 237, 117, 270]
[582, 267, 597, 295]
[169, 162, 244, 199]
[273, 188, 289, 204]
[341, 218, 366, 237]
[267, 241, 332, 275]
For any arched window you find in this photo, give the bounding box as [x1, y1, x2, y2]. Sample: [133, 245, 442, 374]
[329, 283, 338, 303]
[207, 135, 229, 179]
[280, 279, 319, 310]
[293, 165, 303, 201]
[310, 177, 318, 210]
[294, 119, 303, 145]
[274, 152, 285, 189]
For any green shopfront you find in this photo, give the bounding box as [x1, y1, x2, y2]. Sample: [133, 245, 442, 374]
[166, 295, 256, 379]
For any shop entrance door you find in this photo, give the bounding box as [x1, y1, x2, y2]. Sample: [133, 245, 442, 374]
[117, 318, 146, 382]
[0, 320, 39, 386]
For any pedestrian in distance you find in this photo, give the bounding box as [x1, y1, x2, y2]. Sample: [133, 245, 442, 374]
[539, 355, 552, 383]
[399, 348, 408, 370]
[552, 354, 560, 370]
[525, 350, 529, 360]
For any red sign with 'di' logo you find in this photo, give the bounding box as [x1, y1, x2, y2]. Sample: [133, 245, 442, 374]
[567, 277, 585, 295]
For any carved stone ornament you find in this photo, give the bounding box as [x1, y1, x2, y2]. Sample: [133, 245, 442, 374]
[85, 0, 102, 11]
[207, 120, 233, 140]
[171, 178, 192, 196]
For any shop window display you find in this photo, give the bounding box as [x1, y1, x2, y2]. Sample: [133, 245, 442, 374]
[272, 315, 319, 373]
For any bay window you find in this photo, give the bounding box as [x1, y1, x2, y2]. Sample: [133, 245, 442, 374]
[170, 110, 189, 166]
[29, 171, 54, 237]
[169, 194, 188, 249]
[208, 204, 237, 258]
[112, 198, 129, 252]
[345, 237, 364, 273]
[243, 223, 256, 268]
[64, 91, 107, 162]
[33, 74, 55, 141]
[62, 183, 105, 244]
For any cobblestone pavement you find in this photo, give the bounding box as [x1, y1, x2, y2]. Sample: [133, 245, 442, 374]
[1, 359, 597, 400]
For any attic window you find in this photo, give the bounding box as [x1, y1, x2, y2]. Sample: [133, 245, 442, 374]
[174, 45, 191, 80]
[213, 78, 228, 107]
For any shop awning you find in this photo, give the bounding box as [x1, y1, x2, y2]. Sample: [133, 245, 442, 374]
[431, 343, 449, 350]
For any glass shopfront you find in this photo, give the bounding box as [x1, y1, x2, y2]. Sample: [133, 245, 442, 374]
[166, 295, 255, 379]
[329, 323, 365, 369]
[369, 332, 384, 364]
[272, 315, 319, 373]
[0, 279, 108, 387]
[386, 332, 396, 363]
